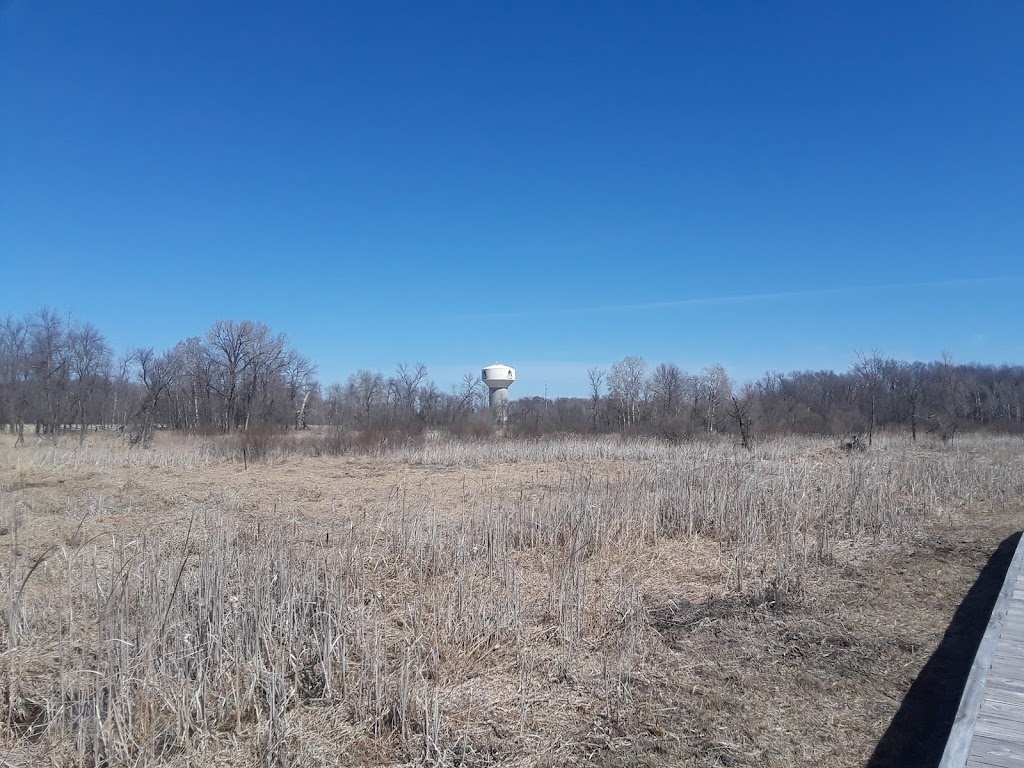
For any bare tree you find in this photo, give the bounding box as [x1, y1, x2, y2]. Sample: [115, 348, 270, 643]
[417, 379, 442, 425]
[853, 350, 892, 446]
[728, 384, 759, 450]
[0, 316, 31, 444]
[928, 352, 962, 443]
[68, 322, 112, 442]
[608, 356, 647, 429]
[170, 337, 213, 430]
[239, 325, 290, 430]
[586, 366, 605, 431]
[347, 370, 387, 426]
[108, 354, 135, 431]
[650, 362, 687, 422]
[203, 320, 304, 431]
[206, 320, 259, 431]
[285, 353, 318, 429]
[452, 373, 484, 422]
[697, 363, 731, 433]
[322, 382, 346, 426]
[127, 347, 176, 445]
[29, 308, 72, 438]
[391, 362, 429, 423]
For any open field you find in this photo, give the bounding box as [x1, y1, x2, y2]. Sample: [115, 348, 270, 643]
[2, 432, 1023, 767]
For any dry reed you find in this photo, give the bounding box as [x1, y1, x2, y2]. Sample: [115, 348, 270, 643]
[1, 433, 1022, 765]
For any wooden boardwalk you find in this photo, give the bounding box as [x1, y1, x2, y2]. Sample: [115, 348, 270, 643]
[941, 532, 1024, 767]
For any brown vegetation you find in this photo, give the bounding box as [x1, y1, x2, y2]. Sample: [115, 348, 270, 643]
[1, 431, 1022, 766]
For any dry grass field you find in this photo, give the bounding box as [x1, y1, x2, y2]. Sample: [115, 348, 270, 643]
[1, 431, 1022, 767]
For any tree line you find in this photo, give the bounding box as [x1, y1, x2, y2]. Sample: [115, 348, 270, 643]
[2, 309, 1022, 445]
[0, 311, 314, 443]
[514, 353, 1024, 444]
[0, 309, 491, 443]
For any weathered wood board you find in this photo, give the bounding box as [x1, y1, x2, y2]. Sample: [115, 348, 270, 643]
[941, 534, 1024, 767]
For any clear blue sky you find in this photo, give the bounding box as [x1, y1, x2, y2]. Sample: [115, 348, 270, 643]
[2, 2, 1022, 396]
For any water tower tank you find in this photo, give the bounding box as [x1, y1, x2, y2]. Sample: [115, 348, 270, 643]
[482, 364, 515, 424]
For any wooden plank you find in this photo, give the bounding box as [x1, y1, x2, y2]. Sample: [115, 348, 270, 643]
[990, 654, 1024, 670]
[997, 650, 1024, 663]
[988, 663, 1024, 683]
[987, 689, 1024, 706]
[993, 638, 1024, 650]
[987, 671, 1024, 688]
[973, 713, 1024, 742]
[967, 753, 1024, 768]
[987, 679, 1024, 699]
[940, 533, 1024, 767]
[966, 733, 1024, 765]
[992, 657, 1024, 673]
[978, 698, 1024, 721]
[973, 708, 1024, 733]
[993, 636, 1024, 652]
[991, 651, 1024, 663]
[967, 756, 1024, 768]
[968, 733, 1024, 765]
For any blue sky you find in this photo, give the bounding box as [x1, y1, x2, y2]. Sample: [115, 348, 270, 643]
[2, 2, 1022, 397]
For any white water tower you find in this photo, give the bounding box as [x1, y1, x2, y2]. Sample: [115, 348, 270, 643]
[482, 363, 515, 425]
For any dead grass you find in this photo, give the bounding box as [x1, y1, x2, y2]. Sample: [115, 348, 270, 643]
[0, 431, 1022, 766]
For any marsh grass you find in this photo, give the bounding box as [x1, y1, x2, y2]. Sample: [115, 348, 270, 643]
[2, 433, 1022, 765]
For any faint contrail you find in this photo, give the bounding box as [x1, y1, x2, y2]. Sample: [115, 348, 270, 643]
[461, 276, 1020, 319]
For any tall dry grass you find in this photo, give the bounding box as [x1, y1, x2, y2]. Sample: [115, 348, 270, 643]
[2, 433, 1022, 765]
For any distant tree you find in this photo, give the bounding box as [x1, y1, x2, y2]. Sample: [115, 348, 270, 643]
[201, 320, 311, 431]
[928, 352, 963, 442]
[206, 320, 257, 431]
[170, 337, 213, 430]
[390, 362, 428, 424]
[586, 366, 606, 431]
[0, 316, 31, 444]
[127, 347, 176, 445]
[417, 379, 442, 425]
[347, 370, 387, 426]
[68, 322, 112, 441]
[29, 309, 74, 437]
[649, 362, 687, 422]
[852, 350, 892, 446]
[728, 383, 759, 450]
[454, 372, 485, 415]
[895, 361, 926, 441]
[608, 356, 647, 429]
[697, 363, 731, 433]
[285, 353, 318, 429]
